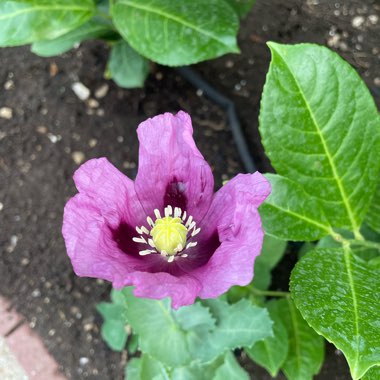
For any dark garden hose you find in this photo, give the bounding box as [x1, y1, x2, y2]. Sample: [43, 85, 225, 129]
[176, 66, 257, 173]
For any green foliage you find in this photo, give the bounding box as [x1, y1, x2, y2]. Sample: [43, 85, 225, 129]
[106, 40, 150, 88]
[366, 182, 380, 234]
[31, 19, 116, 57]
[260, 43, 380, 232]
[260, 174, 332, 241]
[0, 0, 95, 46]
[276, 299, 325, 380]
[111, 0, 239, 66]
[291, 248, 380, 379]
[245, 300, 288, 377]
[123, 288, 272, 367]
[225, 0, 256, 17]
[96, 289, 129, 351]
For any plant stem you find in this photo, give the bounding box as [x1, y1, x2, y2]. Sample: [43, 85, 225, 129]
[347, 239, 380, 251]
[248, 287, 290, 298]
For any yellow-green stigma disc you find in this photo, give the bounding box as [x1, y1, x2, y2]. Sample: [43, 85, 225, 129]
[150, 216, 187, 255]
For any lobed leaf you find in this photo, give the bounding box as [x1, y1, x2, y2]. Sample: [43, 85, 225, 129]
[0, 0, 95, 46]
[260, 43, 380, 231]
[111, 0, 239, 66]
[291, 248, 380, 379]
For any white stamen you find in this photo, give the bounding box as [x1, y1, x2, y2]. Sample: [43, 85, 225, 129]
[180, 254, 188, 258]
[168, 256, 175, 263]
[148, 238, 155, 248]
[174, 207, 181, 218]
[154, 209, 161, 220]
[164, 205, 173, 217]
[191, 227, 201, 237]
[147, 216, 154, 227]
[136, 226, 149, 235]
[182, 211, 187, 221]
[175, 244, 183, 253]
[133, 236, 147, 244]
[185, 215, 193, 228]
[141, 226, 150, 235]
[186, 241, 197, 249]
[139, 249, 155, 256]
[188, 221, 196, 231]
[161, 250, 168, 256]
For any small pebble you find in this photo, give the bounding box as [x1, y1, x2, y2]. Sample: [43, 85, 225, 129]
[0, 202, 3, 211]
[4, 80, 14, 90]
[79, 357, 89, 366]
[117, 136, 124, 143]
[0, 107, 13, 119]
[72, 82, 90, 101]
[352, 16, 365, 28]
[88, 138, 97, 148]
[368, 15, 378, 24]
[49, 62, 59, 77]
[36, 125, 48, 134]
[32, 289, 41, 298]
[72, 151, 85, 165]
[21, 257, 30, 266]
[374, 78, 380, 87]
[94, 84, 109, 99]
[87, 98, 99, 109]
[47, 133, 61, 143]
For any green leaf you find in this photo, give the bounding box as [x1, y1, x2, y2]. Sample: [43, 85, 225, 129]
[125, 357, 143, 380]
[362, 366, 380, 380]
[260, 42, 380, 231]
[111, 0, 239, 66]
[225, 0, 255, 18]
[246, 301, 288, 377]
[252, 234, 287, 290]
[0, 0, 95, 46]
[213, 351, 249, 380]
[290, 248, 380, 379]
[272, 298, 324, 380]
[31, 19, 116, 57]
[366, 181, 380, 234]
[124, 289, 272, 367]
[107, 40, 149, 88]
[260, 174, 332, 241]
[96, 302, 128, 351]
[198, 299, 273, 363]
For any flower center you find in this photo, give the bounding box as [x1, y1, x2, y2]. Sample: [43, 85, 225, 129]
[150, 216, 187, 256]
[133, 205, 201, 263]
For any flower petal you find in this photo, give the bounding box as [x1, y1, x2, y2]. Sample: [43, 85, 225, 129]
[191, 172, 271, 298]
[62, 193, 147, 284]
[119, 272, 202, 309]
[135, 111, 214, 222]
[73, 157, 145, 227]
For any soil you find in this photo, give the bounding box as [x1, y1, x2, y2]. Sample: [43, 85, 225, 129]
[0, 1, 379, 379]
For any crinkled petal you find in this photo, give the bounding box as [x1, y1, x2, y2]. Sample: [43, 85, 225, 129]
[191, 172, 271, 298]
[73, 157, 145, 227]
[135, 111, 214, 222]
[62, 193, 148, 284]
[119, 272, 202, 309]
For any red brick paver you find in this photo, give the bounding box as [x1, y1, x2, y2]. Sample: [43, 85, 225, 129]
[0, 297, 67, 380]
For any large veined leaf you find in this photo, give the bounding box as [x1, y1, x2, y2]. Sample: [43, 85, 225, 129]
[272, 298, 324, 380]
[260, 174, 333, 241]
[245, 300, 288, 377]
[111, 0, 239, 66]
[260, 43, 380, 231]
[362, 366, 380, 380]
[291, 248, 380, 379]
[107, 40, 150, 88]
[213, 352, 249, 380]
[366, 181, 380, 234]
[31, 19, 116, 57]
[0, 0, 95, 46]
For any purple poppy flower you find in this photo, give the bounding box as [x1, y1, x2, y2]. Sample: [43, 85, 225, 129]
[62, 111, 270, 308]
